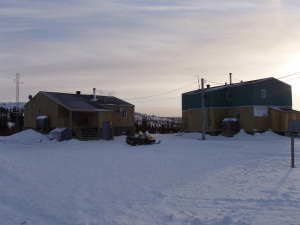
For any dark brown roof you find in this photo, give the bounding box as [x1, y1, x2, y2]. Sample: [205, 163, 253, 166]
[40, 91, 134, 111]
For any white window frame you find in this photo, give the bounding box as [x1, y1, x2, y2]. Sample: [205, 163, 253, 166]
[254, 106, 268, 117]
[122, 108, 127, 118]
[261, 89, 266, 98]
[226, 91, 231, 100]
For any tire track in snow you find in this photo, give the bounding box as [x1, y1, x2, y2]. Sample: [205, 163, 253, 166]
[150, 151, 300, 225]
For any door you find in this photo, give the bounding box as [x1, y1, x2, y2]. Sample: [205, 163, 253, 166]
[102, 121, 112, 140]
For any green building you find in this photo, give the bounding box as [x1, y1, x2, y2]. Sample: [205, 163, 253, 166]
[182, 77, 300, 134]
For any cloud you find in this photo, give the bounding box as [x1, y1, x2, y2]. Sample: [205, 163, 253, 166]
[1, 0, 300, 115]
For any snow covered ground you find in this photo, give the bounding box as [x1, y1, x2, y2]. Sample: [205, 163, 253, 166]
[0, 130, 300, 225]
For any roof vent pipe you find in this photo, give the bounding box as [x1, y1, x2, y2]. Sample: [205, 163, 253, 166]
[76, 91, 81, 95]
[93, 88, 97, 101]
[229, 73, 232, 85]
[206, 84, 210, 89]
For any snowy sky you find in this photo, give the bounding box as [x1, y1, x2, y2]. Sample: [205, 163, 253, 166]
[1, 0, 300, 116]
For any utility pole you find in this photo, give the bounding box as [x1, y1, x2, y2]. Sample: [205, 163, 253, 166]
[201, 78, 206, 140]
[291, 134, 295, 168]
[195, 75, 200, 89]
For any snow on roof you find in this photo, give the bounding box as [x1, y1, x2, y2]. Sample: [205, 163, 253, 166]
[37, 115, 48, 120]
[223, 118, 238, 122]
[269, 106, 300, 113]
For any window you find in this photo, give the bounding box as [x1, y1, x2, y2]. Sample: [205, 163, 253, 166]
[122, 109, 127, 118]
[254, 106, 268, 117]
[235, 112, 240, 120]
[226, 91, 231, 100]
[261, 89, 266, 98]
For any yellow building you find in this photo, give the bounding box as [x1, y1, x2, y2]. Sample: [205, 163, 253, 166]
[24, 89, 135, 140]
[182, 77, 300, 135]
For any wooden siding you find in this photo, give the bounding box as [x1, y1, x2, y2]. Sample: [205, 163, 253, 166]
[182, 78, 293, 134]
[24, 92, 135, 139]
[183, 106, 300, 134]
[210, 108, 227, 131]
[253, 117, 269, 132]
[24, 93, 62, 129]
[184, 108, 228, 132]
[183, 106, 271, 133]
[269, 108, 300, 132]
[102, 105, 135, 128]
[227, 107, 255, 133]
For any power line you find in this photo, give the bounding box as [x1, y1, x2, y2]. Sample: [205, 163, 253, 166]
[205, 72, 300, 87]
[220, 72, 300, 97]
[125, 71, 300, 102]
[277, 72, 300, 80]
[124, 81, 198, 101]
[130, 96, 179, 103]
[281, 76, 300, 83]
[205, 71, 300, 89]
[204, 79, 223, 85]
[186, 72, 300, 102]
[232, 76, 243, 82]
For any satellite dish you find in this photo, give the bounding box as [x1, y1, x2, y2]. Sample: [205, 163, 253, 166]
[28, 95, 32, 100]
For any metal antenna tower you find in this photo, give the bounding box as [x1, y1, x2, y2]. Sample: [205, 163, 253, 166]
[14, 73, 21, 112]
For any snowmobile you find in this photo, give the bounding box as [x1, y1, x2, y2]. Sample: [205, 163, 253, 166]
[126, 131, 161, 146]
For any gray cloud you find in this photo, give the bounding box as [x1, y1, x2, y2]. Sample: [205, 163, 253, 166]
[1, 0, 300, 116]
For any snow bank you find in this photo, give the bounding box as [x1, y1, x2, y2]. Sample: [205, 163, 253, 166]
[0, 129, 49, 144]
[0, 130, 299, 225]
[180, 129, 285, 141]
[234, 129, 285, 140]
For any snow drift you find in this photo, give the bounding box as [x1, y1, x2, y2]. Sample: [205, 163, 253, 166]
[0, 130, 299, 225]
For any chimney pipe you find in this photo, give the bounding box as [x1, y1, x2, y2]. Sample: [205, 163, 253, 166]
[206, 84, 210, 89]
[76, 91, 81, 95]
[93, 88, 96, 101]
[229, 73, 232, 85]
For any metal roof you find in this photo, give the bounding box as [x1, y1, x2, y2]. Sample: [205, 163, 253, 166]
[40, 91, 134, 111]
[183, 77, 275, 95]
[182, 77, 292, 110]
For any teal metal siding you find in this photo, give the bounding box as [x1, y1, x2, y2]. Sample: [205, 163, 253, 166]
[182, 92, 201, 111]
[222, 85, 254, 107]
[250, 79, 292, 106]
[182, 78, 292, 110]
[207, 88, 226, 107]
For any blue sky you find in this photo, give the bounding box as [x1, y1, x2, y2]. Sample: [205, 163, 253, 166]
[1, 0, 300, 116]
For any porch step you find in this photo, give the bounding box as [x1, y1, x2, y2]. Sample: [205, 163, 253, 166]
[79, 128, 99, 140]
